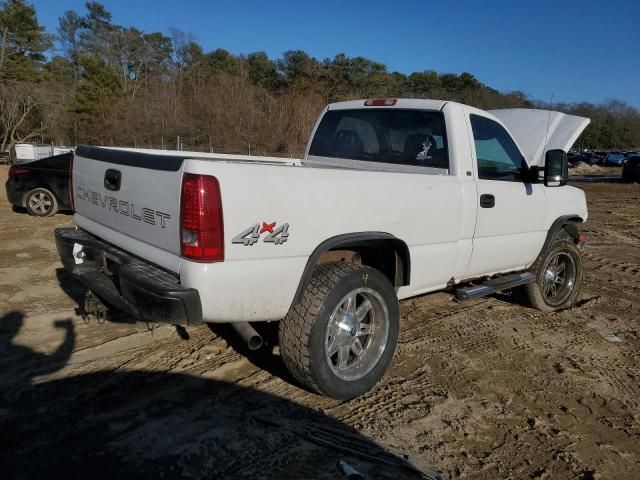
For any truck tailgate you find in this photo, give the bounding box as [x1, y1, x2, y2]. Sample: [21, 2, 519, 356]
[72, 146, 184, 260]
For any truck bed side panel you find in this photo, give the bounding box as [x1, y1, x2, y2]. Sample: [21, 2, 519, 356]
[181, 159, 466, 322]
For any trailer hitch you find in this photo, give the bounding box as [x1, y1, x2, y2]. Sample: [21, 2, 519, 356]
[83, 290, 109, 324]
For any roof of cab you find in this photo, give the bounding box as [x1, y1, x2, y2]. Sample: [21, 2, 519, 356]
[327, 98, 447, 111]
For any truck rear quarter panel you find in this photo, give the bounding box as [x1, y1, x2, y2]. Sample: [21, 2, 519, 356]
[180, 158, 467, 322]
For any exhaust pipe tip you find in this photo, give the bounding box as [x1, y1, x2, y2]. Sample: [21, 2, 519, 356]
[231, 322, 263, 350]
[246, 334, 263, 351]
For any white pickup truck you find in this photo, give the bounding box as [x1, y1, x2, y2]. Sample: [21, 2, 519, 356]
[56, 98, 589, 399]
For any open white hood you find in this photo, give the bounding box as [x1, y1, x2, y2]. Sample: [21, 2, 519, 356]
[489, 108, 590, 167]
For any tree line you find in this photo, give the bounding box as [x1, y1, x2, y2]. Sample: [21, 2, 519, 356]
[0, 0, 638, 157]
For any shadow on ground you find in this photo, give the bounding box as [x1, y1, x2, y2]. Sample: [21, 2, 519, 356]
[207, 322, 296, 385]
[0, 311, 440, 480]
[55, 268, 87, 310]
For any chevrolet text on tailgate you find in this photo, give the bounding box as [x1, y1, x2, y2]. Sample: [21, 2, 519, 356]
[56, 99, 590, 400]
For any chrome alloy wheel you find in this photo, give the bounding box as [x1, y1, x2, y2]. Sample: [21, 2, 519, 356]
[324, 287, 389, 381]
[542, 252, 577, 306]
[28, 191, 53, 215]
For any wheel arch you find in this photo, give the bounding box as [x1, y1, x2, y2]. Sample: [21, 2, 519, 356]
[537, 215, 584, 260]
[291, 232, 410, 307]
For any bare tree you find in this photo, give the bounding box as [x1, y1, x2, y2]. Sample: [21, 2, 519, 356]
[0, 82, 39, 152]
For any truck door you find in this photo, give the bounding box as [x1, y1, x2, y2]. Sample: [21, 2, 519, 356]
[463, 110, 546, 277]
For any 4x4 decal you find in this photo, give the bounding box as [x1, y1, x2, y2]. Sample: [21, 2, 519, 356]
[232, 222, 290, 246]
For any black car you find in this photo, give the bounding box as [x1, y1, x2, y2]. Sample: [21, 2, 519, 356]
[5, 153, 73, 216]
[622, 154, 640, 183]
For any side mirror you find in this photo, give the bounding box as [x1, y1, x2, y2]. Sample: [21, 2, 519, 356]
[544, 149, 568, 187]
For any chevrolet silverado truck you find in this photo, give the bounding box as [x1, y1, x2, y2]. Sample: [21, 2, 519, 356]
[55, 98, 589, 400]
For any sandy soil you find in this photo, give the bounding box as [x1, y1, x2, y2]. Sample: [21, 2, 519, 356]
[1, 164, 639, 479]
[571, 163, 605, 176]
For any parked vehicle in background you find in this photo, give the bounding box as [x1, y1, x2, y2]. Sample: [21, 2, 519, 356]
[567, 151, 580, 166]
[588, 151, 605, 165]
[13, 143, 74, 165]
[604, 152, 625, 166]
[55, 100, 590, 400]
[571, 152, 590, 165]
[622, 154, 640, 182]
[5, 153, 73, 216]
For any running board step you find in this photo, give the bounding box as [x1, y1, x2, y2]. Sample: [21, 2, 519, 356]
[455, 272, 536, 300]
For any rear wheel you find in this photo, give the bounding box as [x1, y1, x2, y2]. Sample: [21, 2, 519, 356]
[521, 235, 583, 312]
[25, 188, 58, 217]
[279, 262, 399, 400]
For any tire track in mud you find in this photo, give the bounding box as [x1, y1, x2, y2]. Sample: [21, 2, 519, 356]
[584, 250, 640, 275]
[331, 363, 436, 428]
[398, 297, 490, 344]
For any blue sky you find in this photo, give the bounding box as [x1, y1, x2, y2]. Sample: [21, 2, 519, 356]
[32, 0, 640, 107]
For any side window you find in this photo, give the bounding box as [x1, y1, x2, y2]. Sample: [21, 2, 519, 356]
[470, 114, 525, 181]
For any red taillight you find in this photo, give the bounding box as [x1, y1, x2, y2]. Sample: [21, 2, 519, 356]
[364, 98, 397, 106]
[8, 166, 29, 177]
[180, 173, 224, 262]
[68, 156, 74, 211]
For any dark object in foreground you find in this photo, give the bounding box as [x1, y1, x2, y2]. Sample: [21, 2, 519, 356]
[0, 310, 437, 479]
[5, 153, 73, 216]
[622, 155, 640, 183]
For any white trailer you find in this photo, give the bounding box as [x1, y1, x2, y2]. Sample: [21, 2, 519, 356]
[13, 144, 74, 164]
[14, 143, 54, 164]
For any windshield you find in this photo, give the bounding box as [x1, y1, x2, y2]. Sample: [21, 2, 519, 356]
[308, 109, 449, 170]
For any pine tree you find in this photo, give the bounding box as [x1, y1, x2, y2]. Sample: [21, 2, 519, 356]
[0, 0, 51, 81]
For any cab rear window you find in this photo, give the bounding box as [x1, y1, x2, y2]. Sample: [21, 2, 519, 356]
[309, 109, 449, 170]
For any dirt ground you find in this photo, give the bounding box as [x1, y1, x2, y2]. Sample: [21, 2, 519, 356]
[1, 164, 638, 479]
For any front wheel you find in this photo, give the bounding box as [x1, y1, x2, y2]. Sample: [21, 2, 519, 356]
[279, 262, 399, 400]
[521, 235, 583, 312]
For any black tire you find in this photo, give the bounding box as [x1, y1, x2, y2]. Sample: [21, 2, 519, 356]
[521, 234, 583, 312]
[25, 188, 58, 217]
[279, 262, 399, 400]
